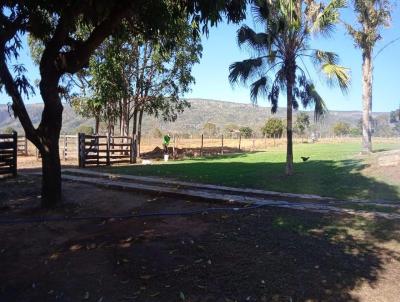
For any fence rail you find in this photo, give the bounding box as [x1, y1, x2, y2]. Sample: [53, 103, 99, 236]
[0, 132, 17, 177]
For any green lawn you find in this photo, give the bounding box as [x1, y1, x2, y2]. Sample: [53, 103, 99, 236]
[102, 142, 400, 201]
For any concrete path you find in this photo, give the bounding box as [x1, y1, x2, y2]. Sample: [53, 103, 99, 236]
[56, 169, 400, 220]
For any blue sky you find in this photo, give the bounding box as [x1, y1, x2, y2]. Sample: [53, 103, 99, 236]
[1, 4, 400, 113]
[186, 5, 400, 113]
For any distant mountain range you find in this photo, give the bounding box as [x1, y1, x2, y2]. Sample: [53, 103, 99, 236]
[0, 98, 393, 136]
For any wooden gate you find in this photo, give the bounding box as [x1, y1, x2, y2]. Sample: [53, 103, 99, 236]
[0, 132, 17, 177]
[17, 136, 28, 155]
[78, 133, 135, 168]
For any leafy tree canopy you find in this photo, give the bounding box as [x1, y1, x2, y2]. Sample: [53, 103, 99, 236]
[333, 121, 351, 136]
[239, 126, 253, 138]
[262, 118, 284, 138]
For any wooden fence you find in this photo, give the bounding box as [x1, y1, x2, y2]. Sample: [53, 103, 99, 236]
[0, 132, 17, 177]
[17, 136, 28, 155]
[78, 134, 136, 168]
[61, 135, 79, 160]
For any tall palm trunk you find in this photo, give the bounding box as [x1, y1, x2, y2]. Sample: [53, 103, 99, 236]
[362, 49, 373, 153]
[285, 67, 295, 176]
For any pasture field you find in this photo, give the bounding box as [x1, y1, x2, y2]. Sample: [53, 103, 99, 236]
[103, 138, 400, 201]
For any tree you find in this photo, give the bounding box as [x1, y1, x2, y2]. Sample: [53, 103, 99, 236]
[333, 122, 351, 136]
[345, 0, 391, 152]
[151, 128, 163, 139]
[0, 0, 248, 207]
[229, 0, 349, 175]
[71, 97, 103, 134]
[262, 118, 284, 138]
[239, 126, 253, 138]
[203, 122, 218, 137]
[349, 127, 362, 137]
[294, 112, 310, 142]
[390, 108, 400, 123]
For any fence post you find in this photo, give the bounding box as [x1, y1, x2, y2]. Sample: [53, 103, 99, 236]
[12, 131, 17, 177]
[200, 134, 204, 157]
[76, 135, 79, 160]
[106, 134, 111, 165]
[96, 136, 99, 166]
[130, 135, 136, 164]
[221, 134, 224, 155]
[24, 136, 28, 156]
[238, 133, 241, 151]
[63, 136, 67, 160]
[78, 133, 85, 168]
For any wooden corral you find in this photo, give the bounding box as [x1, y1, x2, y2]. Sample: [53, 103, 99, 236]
[0, 132, 17, 177]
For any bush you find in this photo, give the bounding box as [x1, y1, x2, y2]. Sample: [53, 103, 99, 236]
[333, 122, 350, 136]
[239, 126, 253, 138]
[76, 125, 94, 135]
[2, 127, 16, 134]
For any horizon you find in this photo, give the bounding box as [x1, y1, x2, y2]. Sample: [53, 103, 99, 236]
[0, 97, 395, 114]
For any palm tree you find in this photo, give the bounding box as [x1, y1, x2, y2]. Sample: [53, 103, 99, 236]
[345, 0, 391, 153]
[229, 0, 350, 175]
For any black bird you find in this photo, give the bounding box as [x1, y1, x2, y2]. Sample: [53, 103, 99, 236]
[301, 156, 310, 162]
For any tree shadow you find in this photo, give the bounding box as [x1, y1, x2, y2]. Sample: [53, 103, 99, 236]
[1, 176, 400, 301]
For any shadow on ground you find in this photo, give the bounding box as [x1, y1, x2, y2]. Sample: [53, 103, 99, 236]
[105, 156, 400, 201]
[1, 176, 400, 301]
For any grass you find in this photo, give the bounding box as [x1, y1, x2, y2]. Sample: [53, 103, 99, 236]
[102, 141, 400, 201]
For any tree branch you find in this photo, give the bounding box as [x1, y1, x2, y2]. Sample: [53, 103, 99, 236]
[0, 49, 40, 147]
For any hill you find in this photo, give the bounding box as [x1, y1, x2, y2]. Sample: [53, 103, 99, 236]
[0, 98, 394, 136]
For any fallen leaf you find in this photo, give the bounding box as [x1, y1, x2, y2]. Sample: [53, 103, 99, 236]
[150, 292, 160, 297]
[69, 244, 82, 252]
[140, 275, 152, 280]
[49, 253, 59, 260]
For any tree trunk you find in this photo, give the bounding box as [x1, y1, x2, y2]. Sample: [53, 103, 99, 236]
[120, 98, 129, 137]
[362, 49, 373, 153]
[131, 108, 138, 162]
[36, 97, 64, 207]
[95, 116, 100, 134]
[285, 73, 294, 176]
[137, 108, 144, 158]
[41, 146, 62, 207]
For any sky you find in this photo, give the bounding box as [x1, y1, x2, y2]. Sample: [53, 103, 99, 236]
[1, 4, 400, 113]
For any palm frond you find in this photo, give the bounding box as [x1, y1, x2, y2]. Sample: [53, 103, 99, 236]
[250, 76, 269, 104]
[237, 25, 272, 52]
[228, 58, 263, 84]
[312, 50, 339, 65]
[307, 84, 328, 121]
[321, 63, 350, 93]
[310, 0, 347, 36]
[251, 0, 270, 25]
[268, 80, 280, 113]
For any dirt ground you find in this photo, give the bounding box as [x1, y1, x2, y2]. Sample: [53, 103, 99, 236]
[2, 176, 400, 302]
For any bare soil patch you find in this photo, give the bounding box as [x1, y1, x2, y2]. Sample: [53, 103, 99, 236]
[1, 176, 400, 301]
